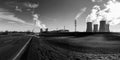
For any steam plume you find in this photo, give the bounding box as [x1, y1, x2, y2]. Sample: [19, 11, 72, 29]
[42, 24, 47, 29]
[33, 14, 47, 29]
[87, 0, 120, 25]
[33, 14, 42, 28]
[86, 5, 100, 24]
[15, 6, 22, 12]
[24, 2, 47, 31]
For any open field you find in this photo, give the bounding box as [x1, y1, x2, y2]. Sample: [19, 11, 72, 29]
[36, 32, 120, 60]
[0, 32, 120, 60]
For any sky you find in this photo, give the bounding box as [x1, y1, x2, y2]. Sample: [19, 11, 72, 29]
[0, 0, 120, 32]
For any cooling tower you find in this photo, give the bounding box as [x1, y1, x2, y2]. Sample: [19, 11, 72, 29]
[45, 28, 48, 32]
[93, 24, 98, 32]
[99, 21, 106, 32]
[106, 24, 110, 32]
[40, 28, 43, 32]
[86, 22, 92, 32]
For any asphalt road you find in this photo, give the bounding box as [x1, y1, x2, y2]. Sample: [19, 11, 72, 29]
[0, 35, 31, 60]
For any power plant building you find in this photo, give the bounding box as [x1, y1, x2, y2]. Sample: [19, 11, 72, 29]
[99, 21, 106, 32]
[93, 24, 98, 32]
[86, 22, 93, 32]
[86, 20, 110, 32]
[106, 24, 110, 32]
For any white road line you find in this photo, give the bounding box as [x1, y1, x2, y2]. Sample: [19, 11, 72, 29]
[34, 36, 40, 38]
[12, 37, 33, 60]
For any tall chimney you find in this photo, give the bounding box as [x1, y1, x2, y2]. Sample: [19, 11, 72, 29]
[99, 21, 106, 32]
[106, 24, 110, 32]
[75, 20, 77, 32]
[93, 24, 98, 32]
[45, 28, 48, 32]
[64, 26, 66, 30]
[86, 22, 92, 32]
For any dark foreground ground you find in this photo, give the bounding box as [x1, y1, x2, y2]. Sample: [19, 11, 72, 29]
[36, 32, 120, 60]
[0, 34, 31, 60]
[0, 32, 120, 60]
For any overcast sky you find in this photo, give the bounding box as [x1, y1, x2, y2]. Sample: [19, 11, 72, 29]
[0, 0, 119, 32]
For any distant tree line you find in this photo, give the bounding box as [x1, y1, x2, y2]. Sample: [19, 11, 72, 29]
[0, 30, 35, 35]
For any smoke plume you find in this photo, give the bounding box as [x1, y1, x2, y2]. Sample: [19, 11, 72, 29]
[24, 2, 47, 30]
[75, 7, 87, 20]
[33, 14, 47, 29]
[33, 14, 42, 28]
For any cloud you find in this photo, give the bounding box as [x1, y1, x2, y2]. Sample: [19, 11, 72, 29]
[0, 12, 26, 23]
[8, 21, 16, 24]
[0, 8, 34, 26]
[92, 0, 103, 2]
[92, 0, 95, 2]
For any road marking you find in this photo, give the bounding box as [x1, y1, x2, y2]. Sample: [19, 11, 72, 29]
[12, 37, 33, 60]
[34, 36, 40, 38]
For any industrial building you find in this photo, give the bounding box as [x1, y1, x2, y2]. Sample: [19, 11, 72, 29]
[93, 24, 98, 32]
[86, 22, 93, 32]
[86, 20, 110, 32]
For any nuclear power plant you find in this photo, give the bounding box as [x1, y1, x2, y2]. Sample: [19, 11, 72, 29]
[40, 20, 110, 33]
[86, 20, 110, 32]
[106, 24, 110, 32]
[93, 24, 98, 32]
[99, 21, 106, 32]
[86, 22, 93, 32]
